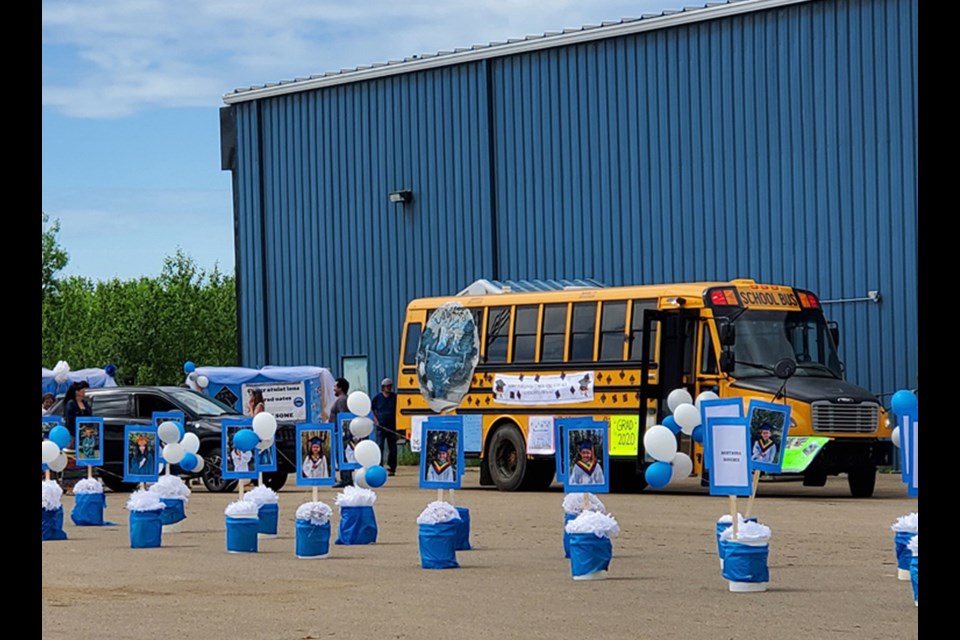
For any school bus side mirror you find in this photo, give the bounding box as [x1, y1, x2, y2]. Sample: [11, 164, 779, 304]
[719, 350, 736, 373]
[718, 322, 736, 347]
[828, 321, 840, 348]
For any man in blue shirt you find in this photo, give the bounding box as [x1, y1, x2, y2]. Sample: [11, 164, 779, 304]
[371, 378, 398, 476]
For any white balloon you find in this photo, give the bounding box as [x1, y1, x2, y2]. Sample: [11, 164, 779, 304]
[674, 403, 702, 435]
[42, 440, 61, 464]
[48, 453, 68, 472]
[181, 432, 201, 454]
[252, 412, 278, 441]
[670, 452, 693, 483]
[667, 388, 694, 412]
[188, 372, 198, 381]
[353, 467, 370, 489]
[891, 426, 901, 448]
[350, 417, 374, 439]
[192, 456, 205, 473]
[347, 391, 372, 417]
[695, 390, 720, 409]
[354, 440, 382, 467]
[197, 375, 209, 389]
[256, 437, 274, 452]
[163, 443, 186, 464]
[643, 425, 678, 462]
[158, 421, 181, 444]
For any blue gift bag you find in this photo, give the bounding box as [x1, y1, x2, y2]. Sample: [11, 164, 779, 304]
[71, 493, 107, 526]
[722, 540, 769, 584]
[160, 498, 186, 526]
[336, 506, 378, 545]
[129, 509, 163, 548]
[563, 513, 577, 558]
[910, 556, 918, 604]
[894, 531, 915, 573]
[295, 519, 331, 558]
[258, 504, 279, 536]
[42, 507, 68, 541]
[225, 516, 259, 553]
[568, 533, 613, 578]
[418, 520, 460, 569]
[455, 507, 472, 551]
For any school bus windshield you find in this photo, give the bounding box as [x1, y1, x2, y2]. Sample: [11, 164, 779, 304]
[723, 309, 842, 379]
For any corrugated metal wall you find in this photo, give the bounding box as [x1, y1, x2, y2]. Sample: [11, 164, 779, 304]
[231, 0, 917, 400]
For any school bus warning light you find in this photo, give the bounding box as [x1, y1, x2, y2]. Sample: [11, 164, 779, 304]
[709, 288, 740, 306]
[797, 290, 820, 309]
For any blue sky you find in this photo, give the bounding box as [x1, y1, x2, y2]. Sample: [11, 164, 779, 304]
[43, 0, 676, 281]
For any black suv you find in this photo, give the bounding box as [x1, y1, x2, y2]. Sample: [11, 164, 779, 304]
[49, 386, 296, 492]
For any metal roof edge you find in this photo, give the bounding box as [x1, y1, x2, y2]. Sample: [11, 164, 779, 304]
[223, 0, 807, 105]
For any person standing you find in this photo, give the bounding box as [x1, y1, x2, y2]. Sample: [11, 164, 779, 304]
[371, 378, 398, 476]
[330, 377, 352, 487]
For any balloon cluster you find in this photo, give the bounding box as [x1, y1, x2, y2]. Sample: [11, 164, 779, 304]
[345, 391, 388, 489]
[889, 389, 918, 449]
[158, 420, 206, 473]
[230, 412, 280, 460]
[642, 388, 719, 489]
[42, 426, 72, 473]
[183, 361, 209, 391]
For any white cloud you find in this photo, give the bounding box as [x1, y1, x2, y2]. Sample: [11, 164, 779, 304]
[43, 0, 677, 118]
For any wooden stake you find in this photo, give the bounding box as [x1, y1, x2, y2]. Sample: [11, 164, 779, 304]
[258, 472, 263, 486]
[239, 481, 245, 499]
[583, 492, 591, 512]
[45, 470, 51, 482]
[437, 488, 444, 503]
[87, 465, 93, 480]
[449, 489, 455, 508]
[312, 486, 318, 502]
[729, 495, 738, 539]
[744, 470, 761, 520]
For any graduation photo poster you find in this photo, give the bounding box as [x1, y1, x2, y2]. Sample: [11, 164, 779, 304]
[561, 420, 610, 494]
[419, 415, 464, 490]
[75, 417, 104, 467]
[124, 425, 160, 484]
[708, 416, 752, 497]
[296, 423, 336, 487]
[746, 399, 792, 474]
[337, 412, 372, 471]
[222, 418, 257, 480]
[700, 397, 744, 471]
[554, 416, 594, 485]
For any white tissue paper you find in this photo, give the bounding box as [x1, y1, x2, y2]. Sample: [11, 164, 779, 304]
[224, 500, 260, 518]
[720, 519, 772, 543]
[73, 478, 105, 494]
[908, 535, 918, 557]
[126, 490, 165, 512]
[891, 512, 918, 533]
[149, 475, 191, 501]
[717, 513, 746, 524]
[42, 480, 63, 510]
[335, 485, 377, 507]
[296, 501, 332, 526]
[563, 492, 607, 515]
[564, 511, 621, 538]
[416, 501, 461, 525]
[242, 485, 279, 506]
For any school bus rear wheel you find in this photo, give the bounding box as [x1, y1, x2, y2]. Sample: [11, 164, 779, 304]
[488, 425, 527, 492]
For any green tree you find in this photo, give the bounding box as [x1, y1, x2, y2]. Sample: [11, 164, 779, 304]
[42, 212, 69, 298]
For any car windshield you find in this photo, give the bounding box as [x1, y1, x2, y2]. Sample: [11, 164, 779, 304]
[166, 388, 240, 416]
[725, 310, 843, 379]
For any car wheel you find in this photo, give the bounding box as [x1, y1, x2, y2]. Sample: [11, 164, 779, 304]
[260, 471, 288, 491]
[847, 466, 876, 498]
[201, 447, 238, 493]
[487, 424, 527, 491]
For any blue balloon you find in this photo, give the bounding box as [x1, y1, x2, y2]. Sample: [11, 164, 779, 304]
[890, 389, 918, 418]
[645, 461, 673, 489]
[692, 425, 704, 444]
[232, 429, 260, 452]
[183, 361, 196, 374]
[365, 465, 388, 488]
[180, 451, 199, 472]
[49, 426, 71, 449]
[104, 363, 117, 378]
[662, 415, 681, 434]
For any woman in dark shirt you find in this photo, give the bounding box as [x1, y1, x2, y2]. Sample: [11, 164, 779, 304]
[63, 381, 93, 434]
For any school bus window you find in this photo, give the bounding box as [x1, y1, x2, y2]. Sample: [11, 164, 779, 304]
[599, 301, 627, 361]
[628, 300, 657, 361]
[540, 304, 567, 363]
[512, 305, 539, 363]
[569, 302, 597, 361]
[402, 323, 422, 365]
[485, 306, 511, 363]
[700, 322, 718, 374]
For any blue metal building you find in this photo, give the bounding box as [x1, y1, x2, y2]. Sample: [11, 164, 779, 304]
[220, 0, 918, 401]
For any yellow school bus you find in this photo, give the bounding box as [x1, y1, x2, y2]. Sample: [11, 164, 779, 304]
[396, 279, 889, 496]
